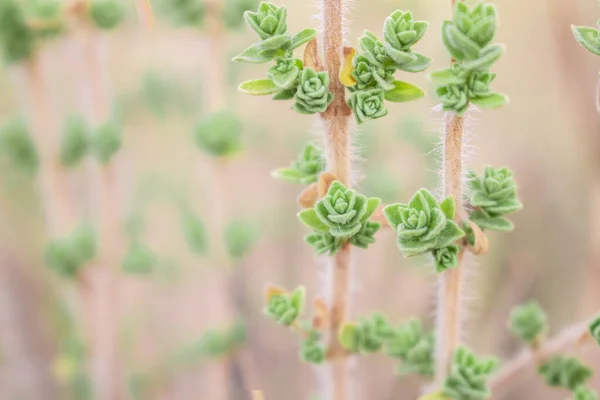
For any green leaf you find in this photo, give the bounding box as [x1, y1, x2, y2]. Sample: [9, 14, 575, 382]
[461, 44, 504, 73]
[362, 197, 381, 222]
[271, 167, 305, 182]
[298, 209, 330, 232]
[439, 196, 455, 220]
[232, 44, 274, 63]
[470, 211, 514, 232]
[398, 52, 432, 73]
[435, 220, 464, 248]
[383, 203, 403, 230]
[259, 34, 292, 51]
[223, 219, 259, 260]
[338, 323, 358, 352]
[384, 81, 425, 103]
[429, 68, 465, 85]
[290, 286, 305, 315]
[290, 28, 317, 50]
[272, 89, 296, 100]
[238, 79, 280, 95]
[471, 93, 508, 109]
[572, 25, 600, 56]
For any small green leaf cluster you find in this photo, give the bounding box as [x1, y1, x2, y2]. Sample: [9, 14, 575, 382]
[175, 322, 247, 364]
[386, 319, 434, 376]
[159, 0, 206, 27]
[383, 188, 464, 271]
[573, 386, 599, 400]
[264, 286, 305, 326]
[572, 22, 600, 56]
[122, 241, 157, 274]
[338, 312, 396, 353]
[45, 224, 97, 278]
[347, 10, 430, 124]
[194, 111, 243, 158]
[92, 119, 122, 164]
[443, 346, 499, 400]
[26, 0, 66, 39]
[508, 301, 548, 344]
[0, 117, 39, 175]
[236, 2, 332, 114]
[0, 0, 35, 63]
[300, 329, 326, 365]
[89, 0, 125, 30]
[263, 286, 327, 365]
[590, 316, 600, 347]
[272, 142, 325, 184]
[467, 166, 523, 232]
[224, 219, 259, 260]
[298, 181, 381, 255]
[538, 356, 593, 392]
[60, 115, 89, 168]
[223, 0, 260, 30]
[430, 2, 508, 116]
[53, 335, 92, 399]
[339, 315, 434, 377]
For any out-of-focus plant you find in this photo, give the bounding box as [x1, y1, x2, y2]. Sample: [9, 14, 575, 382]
[60, 115, 89, 168]
[45, 224, 97, 278]
[271, 142, 325, 185]
[0, 117, 39, 175]
[486, 301, 600, 398]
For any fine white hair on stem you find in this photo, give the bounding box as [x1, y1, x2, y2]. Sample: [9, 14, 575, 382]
[431, 105, 479, 203]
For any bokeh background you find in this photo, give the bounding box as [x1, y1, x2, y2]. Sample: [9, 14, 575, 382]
[0, 0, 599, 399]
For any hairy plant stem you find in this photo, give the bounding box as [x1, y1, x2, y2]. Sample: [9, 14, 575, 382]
[319, 0, 353, 398]
[489, 316, 596, 397]
[435, 111, 466, 384]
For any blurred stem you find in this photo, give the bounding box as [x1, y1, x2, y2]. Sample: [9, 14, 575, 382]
[201, 0, 237, 398]
[489, 316, 596, 397]
[434, 16, 467, 380]
[17, 56, 78, 236]
[134, 0, 154, 30]
[75, 28, 123, 400]
[319, 0, 353, 398]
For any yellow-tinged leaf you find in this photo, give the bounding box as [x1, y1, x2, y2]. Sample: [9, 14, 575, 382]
[339, 46, 357, 87]
[265, 285, 287, 301]
[297, 183, 318, 208]
[312, 298, 329, 330]
[317, 172, 340, 198]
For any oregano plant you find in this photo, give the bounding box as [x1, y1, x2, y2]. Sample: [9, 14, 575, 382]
[235, 1, 432, 397]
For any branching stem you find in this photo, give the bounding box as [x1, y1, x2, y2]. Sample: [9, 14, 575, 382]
[489, 316, 596, 397]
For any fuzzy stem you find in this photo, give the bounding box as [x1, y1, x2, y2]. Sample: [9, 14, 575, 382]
[435, 111, 466, 384]
[319, 0, 353, 398]
[489, 316, 596, 397]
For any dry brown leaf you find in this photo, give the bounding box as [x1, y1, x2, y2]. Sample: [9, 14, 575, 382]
[297, 183, 318, 208]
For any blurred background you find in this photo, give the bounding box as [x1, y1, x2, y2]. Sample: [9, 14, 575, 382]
[0, 0, 599, 399]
